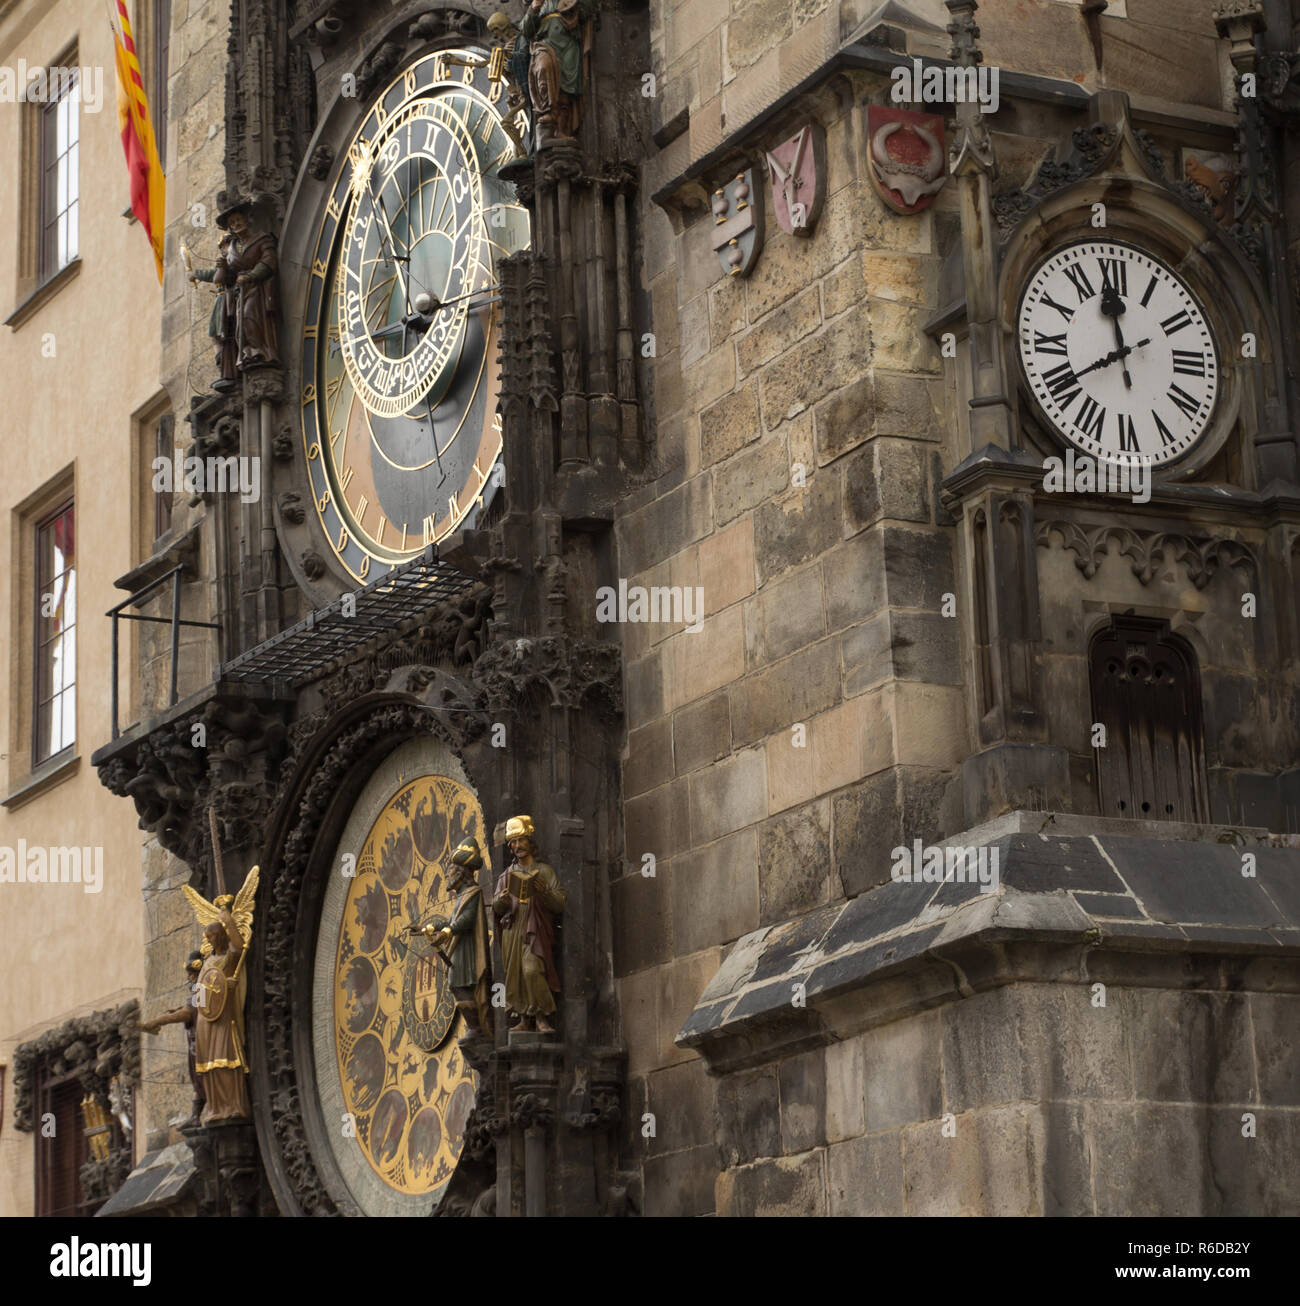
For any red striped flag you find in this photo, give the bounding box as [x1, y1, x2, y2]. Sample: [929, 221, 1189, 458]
[111, 0, 165, 281]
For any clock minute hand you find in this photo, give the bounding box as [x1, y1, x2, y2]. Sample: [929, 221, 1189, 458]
[1074, 337, 1151, 380]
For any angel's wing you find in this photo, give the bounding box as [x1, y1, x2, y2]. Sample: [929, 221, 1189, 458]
[229, 866, 260, 979]
[232, 864, 259, 937]
[182, 883, 221, 956]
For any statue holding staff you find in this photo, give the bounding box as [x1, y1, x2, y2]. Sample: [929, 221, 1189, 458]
[492, 815, 565, 1034]
[179, 809, 260, 1125]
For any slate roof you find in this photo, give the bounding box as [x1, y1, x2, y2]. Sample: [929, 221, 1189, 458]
[677, 826, 1300, 1063]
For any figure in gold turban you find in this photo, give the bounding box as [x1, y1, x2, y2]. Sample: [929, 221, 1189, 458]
[419, 837, 492, 1037]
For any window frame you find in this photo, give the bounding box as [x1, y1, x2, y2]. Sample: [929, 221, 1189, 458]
[152, 411, 175, 543]
[36, 57, 79, 284]
[34, 1061, 95, 1218]
[151, 0, 170, 166]
[32, 497, 76, 768]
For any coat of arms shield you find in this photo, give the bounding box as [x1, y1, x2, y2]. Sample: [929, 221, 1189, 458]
[866, 106, 948, 215]
[711, 168, 765, 277]
[765, 123, 826, 237]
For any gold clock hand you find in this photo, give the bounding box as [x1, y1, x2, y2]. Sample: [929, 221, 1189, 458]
[361, 165, 409, 308]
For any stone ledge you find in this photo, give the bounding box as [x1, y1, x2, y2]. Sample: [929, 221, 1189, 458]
[97, 1142, 198, 1217]
[677, 817, 1300, 1071]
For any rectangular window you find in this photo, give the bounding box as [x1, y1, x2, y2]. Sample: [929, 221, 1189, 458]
[34, 500, 75, 764]
[38, 63, 79, 281]
[35, 1071, 91, 1218]
[153, 412, 174, 541]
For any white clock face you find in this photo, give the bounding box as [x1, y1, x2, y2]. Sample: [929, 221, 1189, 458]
[1017, 240, 1218, 467]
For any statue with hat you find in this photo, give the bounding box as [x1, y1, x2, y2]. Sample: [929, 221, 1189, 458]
[492, 815, 566, 1033]
[416, 837, 493, 1037]
[519, 0, 598, 144]
[211, 194, 281, 375]
[139, 951, 206, 1127]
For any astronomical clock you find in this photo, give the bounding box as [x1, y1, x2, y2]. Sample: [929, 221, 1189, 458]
[312, 739, 490, 1215]
[299, 48, 530, 585]
[1017, 238, 1219, 468]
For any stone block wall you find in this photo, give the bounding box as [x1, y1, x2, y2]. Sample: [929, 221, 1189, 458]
[620, 35, 980, 1207]
[622, 0, 1278, 1217]
[645, 0, 1232, 171]
[711, 980, 1300, 1216]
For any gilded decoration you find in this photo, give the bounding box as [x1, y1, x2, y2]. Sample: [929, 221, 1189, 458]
[330, 772, 487, 1197]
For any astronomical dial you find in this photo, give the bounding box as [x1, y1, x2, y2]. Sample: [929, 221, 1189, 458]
[301, 49, 531, 583]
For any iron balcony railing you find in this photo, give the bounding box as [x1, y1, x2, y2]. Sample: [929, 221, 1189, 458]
[107, 564, 220, 739]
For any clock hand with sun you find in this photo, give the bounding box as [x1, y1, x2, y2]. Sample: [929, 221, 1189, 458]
[357, 153, 410, 311]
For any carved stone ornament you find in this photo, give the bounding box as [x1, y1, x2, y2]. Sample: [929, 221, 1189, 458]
[95, 695, 289, 866]
[765, 123, 826, 237]
[306, 143, 334, 180]
[272, 421, 295, 461]
[471, 635, 623, 716]
[711, 168, 765, 277]
[13, 1002, 140, 1206]
[992, 124, 1118, 242]
[279, 491, 306, 525]
[866, 106, 948, 215]
[1036, 520, 1257, 590]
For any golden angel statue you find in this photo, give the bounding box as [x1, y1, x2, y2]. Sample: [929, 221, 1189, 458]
[181, 856, 259, 1125]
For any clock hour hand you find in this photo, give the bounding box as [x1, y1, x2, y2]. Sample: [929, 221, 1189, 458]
[332, 288, 504, 355]
[1099, 286, 1133, 389]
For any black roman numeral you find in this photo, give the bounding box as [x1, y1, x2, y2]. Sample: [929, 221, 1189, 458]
[1140, 275, 1158, 308]
[1033, 330, 1069, 356]
[1076, 394, 1105, 441]
[1064, 264, 1095, 303]
[1167, 384, 1201, 420]
[1098, 257, 1128, 296]
[1115, 412, 1139, 453]
[1171, 349, 1207, 377]
[1152, 410, 1176, 446]
[1042, 362, 1080, 406]
[1161, 309, 1193, 336]
[1041, 292, 1075, 323]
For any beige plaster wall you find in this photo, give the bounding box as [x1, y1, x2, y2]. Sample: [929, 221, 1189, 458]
[0, 0, 165, 1215]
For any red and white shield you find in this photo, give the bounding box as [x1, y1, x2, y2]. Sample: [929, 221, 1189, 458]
[765, 122, 826, 237]
[866, 106, 947, 216]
